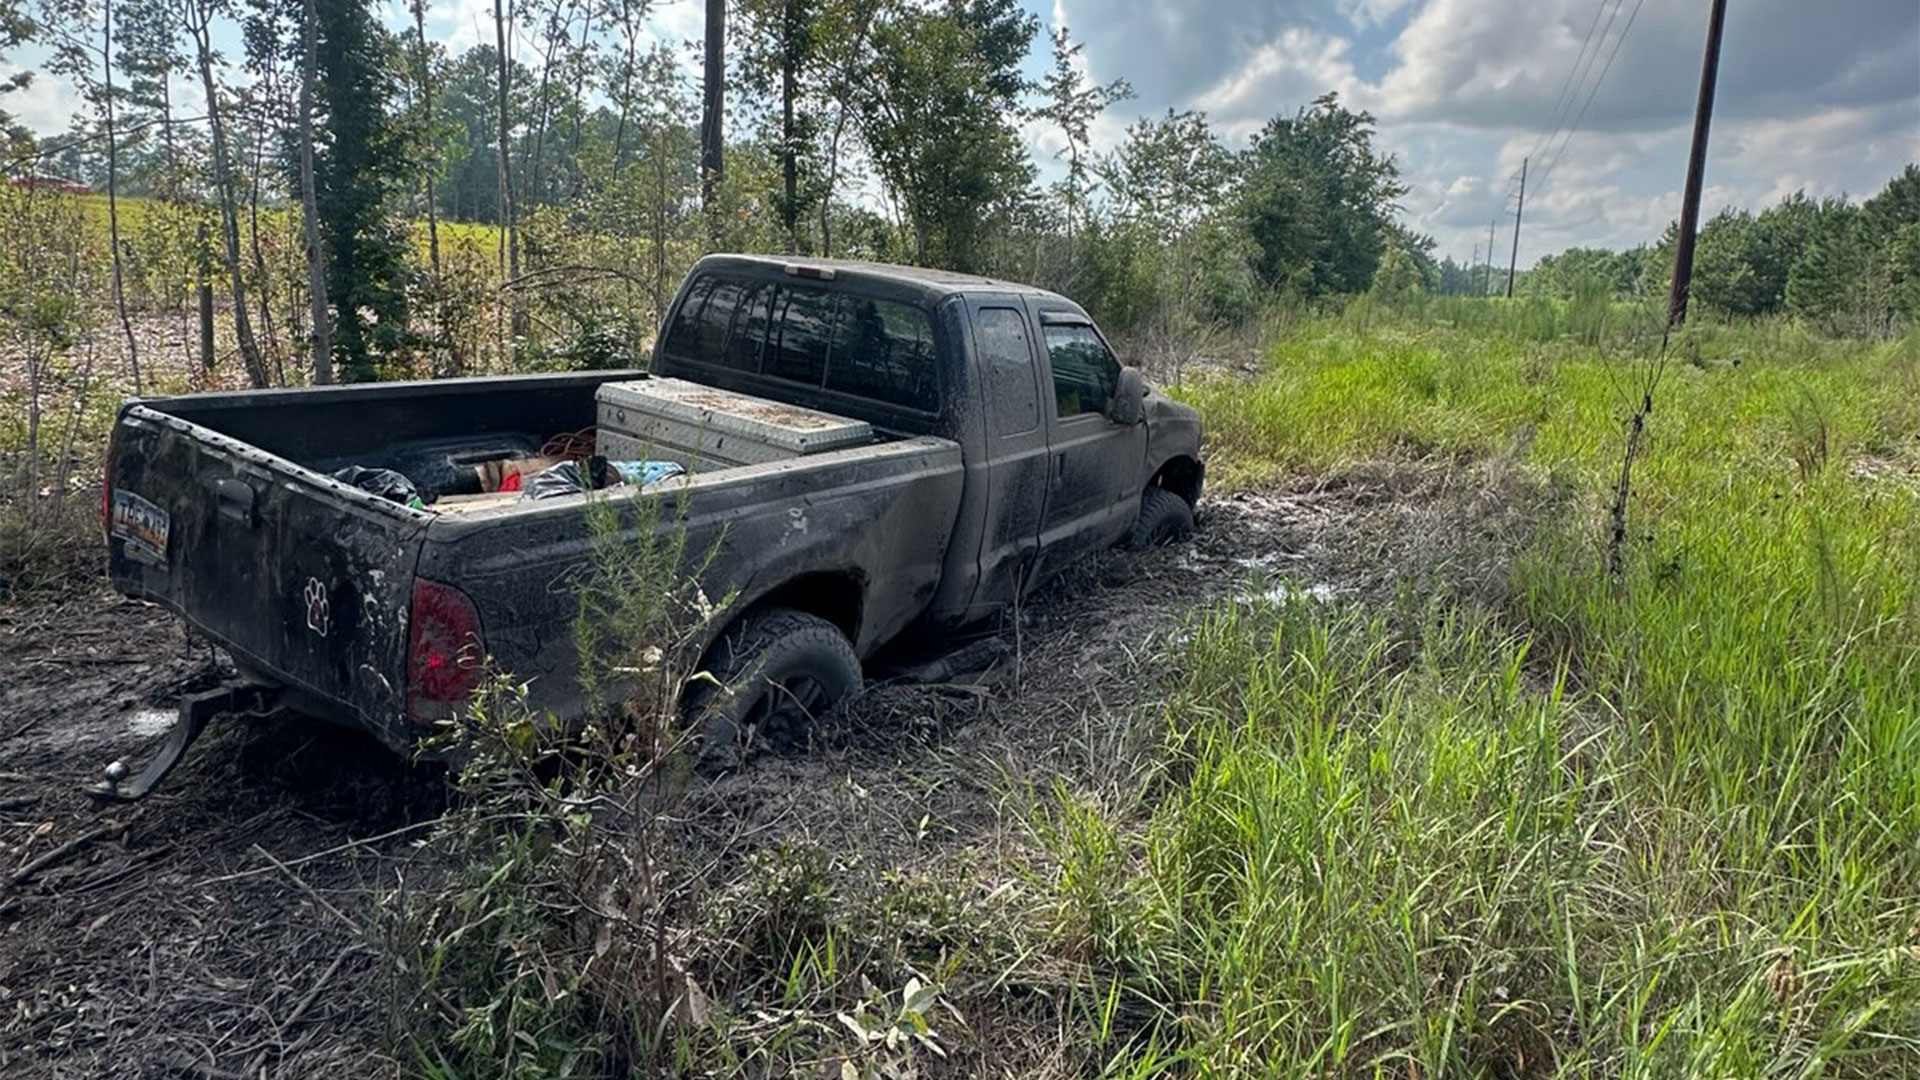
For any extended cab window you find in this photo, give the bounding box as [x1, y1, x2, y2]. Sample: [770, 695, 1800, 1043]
[1043, 322, 1119, 419]
[827, 297, 937, 412]
[660, 275, 772, 376]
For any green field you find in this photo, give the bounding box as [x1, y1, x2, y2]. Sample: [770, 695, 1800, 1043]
[69, 191, 504, 264]
[1109, 311, 1920, 1075]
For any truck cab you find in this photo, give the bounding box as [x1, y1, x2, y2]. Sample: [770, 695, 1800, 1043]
[650, 255, 1205, 627]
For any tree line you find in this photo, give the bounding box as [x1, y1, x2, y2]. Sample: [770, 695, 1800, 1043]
[1518, 168, 1920, 336]
[1, 0, 1915, 395]
[0, 0, 1431, 386]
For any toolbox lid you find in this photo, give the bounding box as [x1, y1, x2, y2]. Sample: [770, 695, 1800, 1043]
[596, 378, 873, 456]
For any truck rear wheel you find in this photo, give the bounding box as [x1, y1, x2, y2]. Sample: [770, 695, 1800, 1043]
[685, 607, 862, 774]
[1126, 486, 1196, 550]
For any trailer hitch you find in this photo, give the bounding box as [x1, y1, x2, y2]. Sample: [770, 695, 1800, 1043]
[88, 683, 282, 802]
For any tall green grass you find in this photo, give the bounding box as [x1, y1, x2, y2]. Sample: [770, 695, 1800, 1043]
[1076, 316, 1920, 1076]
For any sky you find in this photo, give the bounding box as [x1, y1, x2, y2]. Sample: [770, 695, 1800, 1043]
[4, 0, 1916, 268]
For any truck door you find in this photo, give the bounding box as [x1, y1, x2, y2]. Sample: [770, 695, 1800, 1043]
[1026, 301, 1147, 589]
[963, 298, 1052, 618]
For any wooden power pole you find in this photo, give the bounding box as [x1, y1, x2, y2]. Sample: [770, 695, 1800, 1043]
[1666, 0, 1729, 328]
[1506, 156, 1527, 297]
[701, 0, 725, 246]
[1484, 220, 1497, 296]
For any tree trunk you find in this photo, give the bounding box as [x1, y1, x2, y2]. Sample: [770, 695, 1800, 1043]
[247, 103, 283, 384]
[102, 0, 142, 393]
[700, 0, 724, 246]
[566, 11, 590, 194]
[526, 0, 571, 205]
[495, 0, 522, 348]
[820, 101, 846, 258]
[651, 119, 667, 318]
[188, 0, 270, 388]
[611, 17, 636, 169]
[780, 0, 797, 251]
[412, 0, 441, 279]
[297, 0, 332, 384]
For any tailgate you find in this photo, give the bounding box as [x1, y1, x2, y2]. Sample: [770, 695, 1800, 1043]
[107, 403, 427, 748]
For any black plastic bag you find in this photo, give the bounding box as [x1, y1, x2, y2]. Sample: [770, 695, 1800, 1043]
[332, 465, 425, 507]
[521, 459, 600, 500]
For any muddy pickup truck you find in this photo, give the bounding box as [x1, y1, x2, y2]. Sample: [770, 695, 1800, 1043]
[101, 255, 1203, 796]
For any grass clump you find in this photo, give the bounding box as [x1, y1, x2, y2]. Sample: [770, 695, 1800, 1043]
[1080, 594, 1917, 1077]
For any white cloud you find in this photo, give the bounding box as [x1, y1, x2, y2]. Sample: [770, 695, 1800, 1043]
[0, 60, 85, 134]
[1338, 0, 1417, 30]
[1192, 28, 1364, 141]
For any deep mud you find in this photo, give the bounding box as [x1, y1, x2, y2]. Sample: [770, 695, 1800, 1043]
[0, 459, 1544, 1077]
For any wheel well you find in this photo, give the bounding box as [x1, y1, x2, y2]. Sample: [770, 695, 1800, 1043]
[740, 571, 864, 644]
[1152, 456, 1203, 506]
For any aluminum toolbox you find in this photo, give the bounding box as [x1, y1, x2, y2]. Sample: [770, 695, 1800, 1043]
[595, 377, 873, 468]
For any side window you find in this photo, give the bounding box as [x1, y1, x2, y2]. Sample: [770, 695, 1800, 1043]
[766, 286, 840, 386]
[974, 307, 1037, 436]
[1042, 322, 1119, 419]
[827, 297, 938, 412]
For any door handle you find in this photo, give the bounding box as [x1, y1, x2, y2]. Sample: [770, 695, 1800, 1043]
[214, 477, 257, 525]
[1052, 452, 1066, 485]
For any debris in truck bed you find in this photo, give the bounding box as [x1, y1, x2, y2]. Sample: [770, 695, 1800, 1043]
[519, 456, 687, 501]
[606, 459, 685, 486]
[472, 454, 562, 493]
[329, 465, 425, 508]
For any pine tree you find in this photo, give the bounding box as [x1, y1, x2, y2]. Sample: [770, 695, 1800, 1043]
[307, 0, 414, 381]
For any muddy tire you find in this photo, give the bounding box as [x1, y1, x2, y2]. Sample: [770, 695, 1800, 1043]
[1126, 486, 1196, 550]
[684, 607, 862, 774]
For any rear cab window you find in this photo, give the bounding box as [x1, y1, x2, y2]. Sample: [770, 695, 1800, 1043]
[659, 272, 942, 416]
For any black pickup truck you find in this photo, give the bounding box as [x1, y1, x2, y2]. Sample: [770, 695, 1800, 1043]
[102, 255, 1203, 794]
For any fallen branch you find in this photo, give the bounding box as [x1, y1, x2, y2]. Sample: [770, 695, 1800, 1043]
[279, 944, 363, 1034]
[251, 843, 360, 933]
[0, 795, 41, 813]
[8, 824, 115, 889]
[194, 813, 450, 887]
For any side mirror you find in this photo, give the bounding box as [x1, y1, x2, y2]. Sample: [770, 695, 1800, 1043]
[1109, 367, 1147, 426]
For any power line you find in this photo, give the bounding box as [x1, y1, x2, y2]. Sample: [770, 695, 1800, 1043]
[1525, 0, 1617, 165]
[1536, 0, 1649, 192]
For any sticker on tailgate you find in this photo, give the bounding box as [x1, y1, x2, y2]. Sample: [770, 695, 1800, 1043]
[111, 489, 170, 564]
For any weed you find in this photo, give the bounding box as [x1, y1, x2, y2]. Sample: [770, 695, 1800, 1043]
[383, 486, 723, 1078]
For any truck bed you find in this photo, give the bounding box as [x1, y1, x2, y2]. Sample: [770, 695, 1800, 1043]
[107, 372, 965, 750]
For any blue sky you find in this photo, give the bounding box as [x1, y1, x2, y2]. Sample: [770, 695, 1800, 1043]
[5, 0, 1915, 267]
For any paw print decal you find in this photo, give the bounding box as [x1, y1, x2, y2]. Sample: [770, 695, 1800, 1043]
[304, 577, 331, 637]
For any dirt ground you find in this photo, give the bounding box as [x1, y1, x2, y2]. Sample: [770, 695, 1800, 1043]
[0, 460, 1545, 1078]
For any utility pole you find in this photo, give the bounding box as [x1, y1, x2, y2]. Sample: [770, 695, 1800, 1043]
[1484, 220, 1497, 296]
[1666, 0, 1729, 328]
[1506, 156, 1527, 298]
[701, 0, 725, 247]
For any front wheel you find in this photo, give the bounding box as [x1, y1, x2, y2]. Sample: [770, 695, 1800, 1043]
[684, 607, 862, 774]
[1125, 486, 1196, 550]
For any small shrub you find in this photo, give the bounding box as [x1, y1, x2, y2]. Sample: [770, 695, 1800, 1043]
[384, 487, 722, 1077]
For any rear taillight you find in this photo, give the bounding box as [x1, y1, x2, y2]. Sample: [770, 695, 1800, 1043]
[407, 578, 484, 723]
[100, 459, 112, 539]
